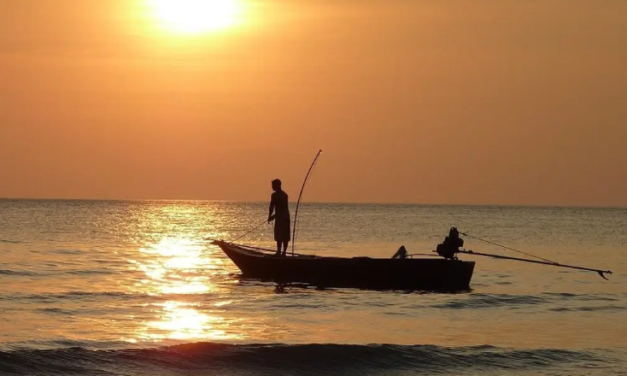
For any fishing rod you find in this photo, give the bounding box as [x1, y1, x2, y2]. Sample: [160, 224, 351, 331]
[449, 230, 612, 279]
[460, 231, 558, 264]
[455, 230, 611, 279]
[207, 150, 322, 249]
[292, 149, 323, 256]
[456, 249, 613, 280]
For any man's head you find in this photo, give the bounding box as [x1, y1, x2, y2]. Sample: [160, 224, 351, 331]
[271, 179, 282, 192]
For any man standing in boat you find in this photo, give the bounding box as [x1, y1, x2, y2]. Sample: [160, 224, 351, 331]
[268, 179, 291, 256]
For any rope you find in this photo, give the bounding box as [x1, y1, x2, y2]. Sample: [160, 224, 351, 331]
[231, 219, 268, 242]
[460, 231, 558, 264]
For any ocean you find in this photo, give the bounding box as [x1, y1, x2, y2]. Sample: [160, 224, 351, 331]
[0, 199, 625, 375]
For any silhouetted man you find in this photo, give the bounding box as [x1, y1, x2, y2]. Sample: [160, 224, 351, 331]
[268, 179, 290, 256]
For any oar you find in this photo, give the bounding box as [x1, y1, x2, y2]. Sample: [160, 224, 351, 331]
[456, 249, 613, 280]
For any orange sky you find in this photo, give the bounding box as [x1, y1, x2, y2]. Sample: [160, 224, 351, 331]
[1, 0, 626, 206]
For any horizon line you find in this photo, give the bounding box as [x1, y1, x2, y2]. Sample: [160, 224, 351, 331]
[0, 197, 625, 210]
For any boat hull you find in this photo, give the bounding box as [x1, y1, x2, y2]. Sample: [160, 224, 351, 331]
[214, 241, 475, 291]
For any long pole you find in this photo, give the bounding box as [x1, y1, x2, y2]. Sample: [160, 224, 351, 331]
[456, 249, 612, 280]
[291, 149, 322, 255]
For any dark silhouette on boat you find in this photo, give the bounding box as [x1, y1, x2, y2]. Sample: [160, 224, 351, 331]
[213, 228, 475, 291]
[216, 151, 611, 291]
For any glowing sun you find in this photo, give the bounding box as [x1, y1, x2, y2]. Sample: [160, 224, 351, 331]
[149, 0, 242, 34]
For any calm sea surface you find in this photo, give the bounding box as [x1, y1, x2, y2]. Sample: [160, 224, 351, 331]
[1, 199, 626, 375]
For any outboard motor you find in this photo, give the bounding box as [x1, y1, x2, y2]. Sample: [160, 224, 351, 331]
[436, 227, 464, 259]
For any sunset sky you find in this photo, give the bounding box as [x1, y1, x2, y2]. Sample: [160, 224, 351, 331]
[1, 0, 625, 206]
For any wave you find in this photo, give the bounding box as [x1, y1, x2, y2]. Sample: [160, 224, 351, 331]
[1, 291, 222, 304]
[0, 239, 22, 244]
[429, 293, 624, 310]
[550, 305, 625, 312]
[0, 342, 613, 376]
[0, 268, 122, 278]
[47, 249, 87, 255]
[432, 293, 548, 309]
[63, 269, 116, 276]
[0, 270, 37, 277]
[544, 292, 622, 302]
[1, 292, 146, 302]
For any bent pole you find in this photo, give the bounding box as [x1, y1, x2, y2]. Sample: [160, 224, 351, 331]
[457, 250, 613, 280]
[292, 149, 323, 256]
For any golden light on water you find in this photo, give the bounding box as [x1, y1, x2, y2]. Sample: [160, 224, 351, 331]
[147, 301, 239, 340]
[129, 235, 242, 341]
[147, 0, 243, 34]
[134, 237, 218, 295]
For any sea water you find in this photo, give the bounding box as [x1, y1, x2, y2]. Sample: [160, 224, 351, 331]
[1, 199, 626, 375]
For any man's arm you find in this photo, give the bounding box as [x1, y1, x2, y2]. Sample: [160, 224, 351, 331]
[268, 194, 276, 223]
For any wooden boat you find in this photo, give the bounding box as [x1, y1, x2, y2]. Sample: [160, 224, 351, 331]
[212, 229, 475, 290]
[213, 226, 612, 290]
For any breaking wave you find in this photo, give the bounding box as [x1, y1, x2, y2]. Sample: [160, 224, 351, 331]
[0, 342, 613, 376]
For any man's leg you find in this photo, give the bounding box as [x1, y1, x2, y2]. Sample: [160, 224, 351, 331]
[282, 241, 289, 256]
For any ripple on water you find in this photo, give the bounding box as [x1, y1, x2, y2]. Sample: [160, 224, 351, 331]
[432, 294, 548, 309]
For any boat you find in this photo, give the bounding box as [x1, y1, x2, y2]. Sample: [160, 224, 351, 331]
[213, 228, 476, 291]
[213, 151, 612, 290]
[213, 225, 612, 290]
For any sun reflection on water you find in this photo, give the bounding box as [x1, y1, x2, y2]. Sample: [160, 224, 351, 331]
[144, 301, 238, 341]
[132, 237, 221, 295]
[130, 236, 242, 341]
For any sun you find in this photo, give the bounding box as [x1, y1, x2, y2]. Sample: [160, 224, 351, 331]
[148, 0, 242, 34]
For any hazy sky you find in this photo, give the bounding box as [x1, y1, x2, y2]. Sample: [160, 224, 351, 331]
[1, 0, 626, 206]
